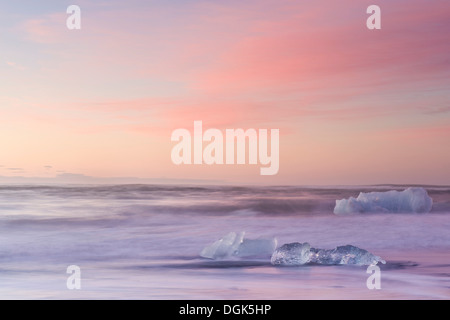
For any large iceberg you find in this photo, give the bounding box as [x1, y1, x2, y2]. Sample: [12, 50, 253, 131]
[271, 242, 385, 266]
[200, 232, 277, 259]
[334, 187, 433, 215]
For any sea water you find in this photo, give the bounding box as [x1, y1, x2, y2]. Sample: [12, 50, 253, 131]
[0, 184, 449, 299]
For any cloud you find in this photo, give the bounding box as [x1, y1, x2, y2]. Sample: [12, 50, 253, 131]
[20, 13, 67, 44]
[5, 168, 26, 174]
[422, 106, 450, 115]
[12, 0, 450, 130]
[2, 0, 449, 185]
[6, 61, 25, 70]
[378, 124, 450, 140]
[195, 3, 448, 90]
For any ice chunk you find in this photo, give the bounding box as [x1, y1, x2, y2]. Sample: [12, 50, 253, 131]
[334, 187, 433, 215]
[271, 242, 385, 266]
[236, 238, 278, 258]
[309, 245, 386, 266]
[200, 232, 277, 259]
[200, 232, 244, 259]
[270, 242, 311, 266]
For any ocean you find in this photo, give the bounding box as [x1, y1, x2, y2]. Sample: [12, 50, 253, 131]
[0, 184, 449, 299]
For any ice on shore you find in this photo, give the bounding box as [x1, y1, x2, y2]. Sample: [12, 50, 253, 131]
[200, 232, 277, 259]
[270, 242, 312, 266]
[309, 245, 386, 266]
[236, 238, 278, 257]
[271, 242, 385, 266]
[200, 232, 244, 259]
[334, 187, 433, 215]
[202, 234, 384, 266]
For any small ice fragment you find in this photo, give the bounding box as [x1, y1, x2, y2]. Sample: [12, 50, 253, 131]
[334, 187, 433, 215]
[270, 242, 312, 266]
[200, 231, 244, 259]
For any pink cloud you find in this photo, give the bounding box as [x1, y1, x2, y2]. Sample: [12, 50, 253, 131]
[6, 61, 25, 70]
[3, 0, 450, 184]
[21, 13, 67, 44]
[190, 2, 449, 96]
[378, 123, 450, 141]
[14, 0, 450, 130]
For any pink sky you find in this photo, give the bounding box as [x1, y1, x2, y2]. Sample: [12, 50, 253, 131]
[1, 0, 449, 185]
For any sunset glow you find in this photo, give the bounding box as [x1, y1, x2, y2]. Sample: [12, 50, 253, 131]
[1, 0, 449, 185]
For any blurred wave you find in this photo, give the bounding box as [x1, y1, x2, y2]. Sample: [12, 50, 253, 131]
[0, 184, 450, 299]
[1, 185, 449, 222]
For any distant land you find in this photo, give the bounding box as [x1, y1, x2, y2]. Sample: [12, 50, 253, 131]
[0, 173, 225, 185]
